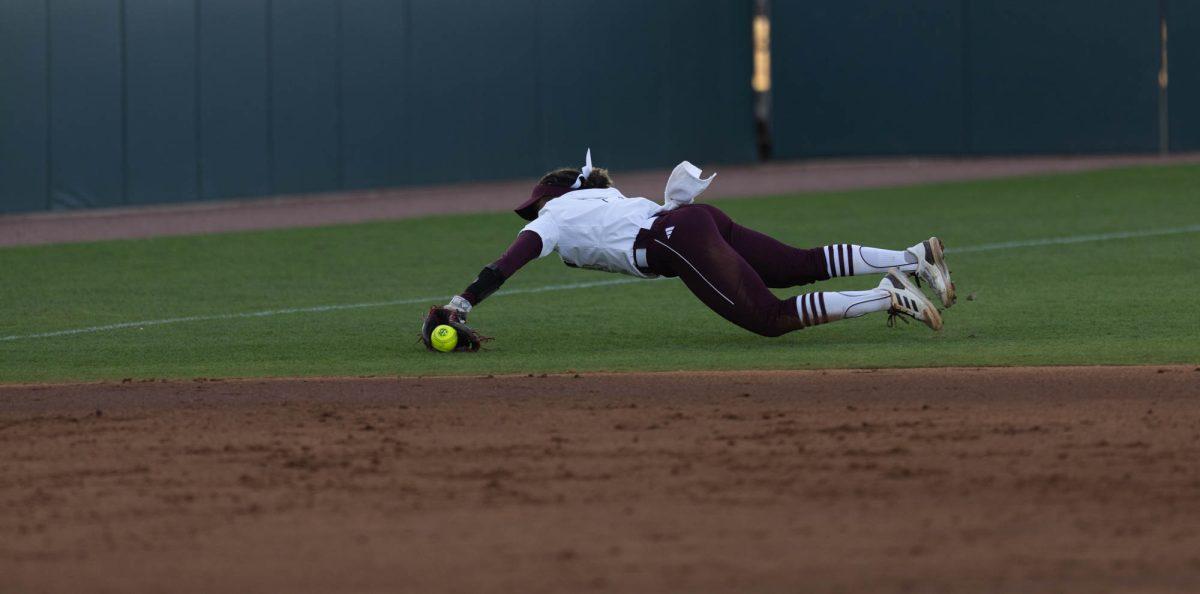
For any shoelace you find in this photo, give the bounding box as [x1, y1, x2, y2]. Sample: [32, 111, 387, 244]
[886, 307, 912, 328]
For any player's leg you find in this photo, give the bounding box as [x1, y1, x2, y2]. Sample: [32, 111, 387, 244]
[680, 204, 827, 288]
[684, 205, 955, 307]
[647, 207, 801, 336]
[801, 269, 942, 331]
[820, 240, 954, 306]
[682, 204, 918, 283]
[646, 208, 939, 336]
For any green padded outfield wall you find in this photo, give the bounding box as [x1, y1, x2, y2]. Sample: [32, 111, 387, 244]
[48, 0, 126, 210]
[967, 1, 1160, 154]
[1170, 0, 1200, 151]
[772, 1, 1164, 158]
[0, 0, 755, 213]
[0, 0, 49, 213]
[126, 0, 199, 205]
[770, 0, 968, 157]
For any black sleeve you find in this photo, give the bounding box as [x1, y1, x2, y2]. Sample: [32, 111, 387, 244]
[461, 264, 507, 306]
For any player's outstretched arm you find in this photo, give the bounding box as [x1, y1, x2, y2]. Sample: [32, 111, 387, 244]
[421, 231, 544, 352]
[443, 231, 544, 317]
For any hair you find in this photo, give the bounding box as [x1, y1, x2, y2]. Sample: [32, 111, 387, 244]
[537, 167, 613, 189]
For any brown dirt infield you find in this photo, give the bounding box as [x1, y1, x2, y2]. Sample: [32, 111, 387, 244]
[3, 366, 1199, 593]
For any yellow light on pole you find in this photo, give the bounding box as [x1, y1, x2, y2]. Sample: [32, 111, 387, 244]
[753, 15, 771, 93]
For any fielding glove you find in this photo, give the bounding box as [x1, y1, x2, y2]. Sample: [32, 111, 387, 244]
[419, 305, 486, 353]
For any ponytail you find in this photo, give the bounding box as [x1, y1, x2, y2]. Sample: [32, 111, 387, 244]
[537, 167, 613, 190]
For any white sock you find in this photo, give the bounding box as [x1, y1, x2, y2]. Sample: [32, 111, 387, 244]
[795, 290, 892, 327]
[823, 244, 917, 277]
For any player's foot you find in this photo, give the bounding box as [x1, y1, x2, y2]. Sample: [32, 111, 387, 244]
[907, 236, 956, 308]
[878, 268, 943, 331]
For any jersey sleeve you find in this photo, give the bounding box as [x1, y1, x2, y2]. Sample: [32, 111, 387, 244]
[491, 231, 543, 278]
[520, 213, 559, 258]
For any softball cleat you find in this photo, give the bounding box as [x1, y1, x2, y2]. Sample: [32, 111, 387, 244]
[879, 268, 943, 331]
[907, 236, 956, 308]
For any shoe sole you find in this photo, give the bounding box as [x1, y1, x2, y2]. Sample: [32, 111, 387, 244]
[926, 237, 956, 308]
[889, 270, 943, 331]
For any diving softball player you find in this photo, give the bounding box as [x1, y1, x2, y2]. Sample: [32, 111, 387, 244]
[420, 151, 955, 351]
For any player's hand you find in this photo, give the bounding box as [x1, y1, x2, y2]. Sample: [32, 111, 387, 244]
[445, 295, 472, 321]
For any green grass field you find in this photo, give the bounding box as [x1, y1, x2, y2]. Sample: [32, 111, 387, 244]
[2, 165, 1197, 383]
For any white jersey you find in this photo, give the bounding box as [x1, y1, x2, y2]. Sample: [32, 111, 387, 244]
[521, 187, 661, 278]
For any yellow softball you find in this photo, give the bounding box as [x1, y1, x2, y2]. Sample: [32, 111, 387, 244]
[430, 324, 458, 353]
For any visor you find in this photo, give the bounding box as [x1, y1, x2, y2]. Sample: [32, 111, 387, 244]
[515, 184, 573, 221]
[515, 149, 595, 221]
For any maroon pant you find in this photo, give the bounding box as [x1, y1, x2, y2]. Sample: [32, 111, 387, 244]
[643, 204, 830, 337]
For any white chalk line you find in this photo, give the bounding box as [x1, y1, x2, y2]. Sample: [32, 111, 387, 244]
[2, 224, 1197, 342]
[945, 224, 1200, 254]
[0, 278, 641, 342]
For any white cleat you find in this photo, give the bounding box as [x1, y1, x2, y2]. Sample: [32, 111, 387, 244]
[879, 268, 943, 331]
[907, 236, 956, 308]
